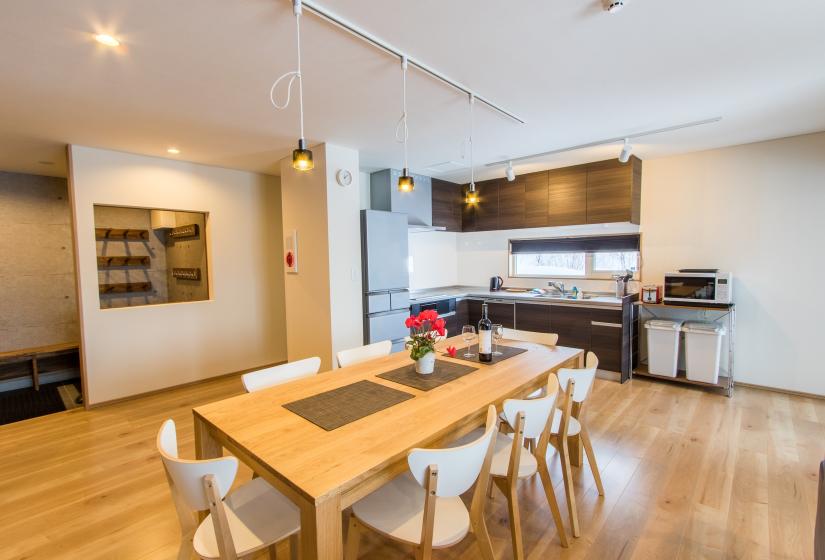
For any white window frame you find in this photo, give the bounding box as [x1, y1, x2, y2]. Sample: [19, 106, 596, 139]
[509, 251, 641, 280]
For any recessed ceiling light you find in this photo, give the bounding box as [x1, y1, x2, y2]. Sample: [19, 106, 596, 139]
[94, 34, 120, 47]
[167, 147, 180, 155]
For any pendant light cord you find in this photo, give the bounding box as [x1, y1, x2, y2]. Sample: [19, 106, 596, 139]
[469, 93, 475, 191]
[270, 0, 306, 140]
[395, 56, 409, 170]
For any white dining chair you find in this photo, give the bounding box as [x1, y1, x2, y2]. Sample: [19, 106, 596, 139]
[345, 406, 499, 560]
[502, 328, 559, 347]
[241, 356, 321, 393]
[157, 419, 300, 560]
[455, 376, 569, 558]
[548, 351, 603, 538]
[336, 340, 392, 368]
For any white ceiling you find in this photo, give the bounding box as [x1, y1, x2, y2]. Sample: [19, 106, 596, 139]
[1, 0, 824, 181]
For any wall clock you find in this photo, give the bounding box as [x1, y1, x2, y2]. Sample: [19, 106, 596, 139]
[336, 168, 353, 187]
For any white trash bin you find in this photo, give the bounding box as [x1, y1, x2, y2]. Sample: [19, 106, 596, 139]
[644, 320, 683, 377]
[682, 322, 726, 384]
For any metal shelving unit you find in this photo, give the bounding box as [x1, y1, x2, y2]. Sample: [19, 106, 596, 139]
[630, 302, 736, 397]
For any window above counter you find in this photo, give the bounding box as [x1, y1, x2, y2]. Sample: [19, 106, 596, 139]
[509, 233, 640, 280]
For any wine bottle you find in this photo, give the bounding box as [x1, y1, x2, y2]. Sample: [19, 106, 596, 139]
[478, 302, 493, 363]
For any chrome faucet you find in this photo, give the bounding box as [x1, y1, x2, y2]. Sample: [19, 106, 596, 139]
[547, 281, 566, 296]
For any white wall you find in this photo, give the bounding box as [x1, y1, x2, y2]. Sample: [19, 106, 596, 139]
[281, 144, 362, 370]
[456, 223, 641, 293]
[68, 146, 287, 405]
[641, 132, 825, 396]
[408, 231, 459, 290]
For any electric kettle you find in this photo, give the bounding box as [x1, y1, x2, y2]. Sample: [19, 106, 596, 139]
[489, 276, 504, 291]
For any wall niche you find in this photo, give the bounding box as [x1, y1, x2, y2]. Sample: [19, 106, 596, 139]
[94, 205, 209, 309]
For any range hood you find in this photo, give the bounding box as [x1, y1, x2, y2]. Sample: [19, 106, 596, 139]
[369, 169, 445, 232]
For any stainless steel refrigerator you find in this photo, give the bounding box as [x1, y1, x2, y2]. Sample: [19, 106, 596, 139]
[361, 209, 410, 353]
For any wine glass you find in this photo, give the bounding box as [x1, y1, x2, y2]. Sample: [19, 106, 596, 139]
[461, 325, 476, 358]
[492, 324, 504, 356]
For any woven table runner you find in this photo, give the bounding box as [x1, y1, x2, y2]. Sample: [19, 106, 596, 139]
[447, 344, 528, 365]
[283, 380, 414, 431]
[377, 360, 479, 391]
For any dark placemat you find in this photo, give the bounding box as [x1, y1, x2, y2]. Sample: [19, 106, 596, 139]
[283, 380, 414, 431]
[447, 344, 528, 365]
[377, 360, 479, 391]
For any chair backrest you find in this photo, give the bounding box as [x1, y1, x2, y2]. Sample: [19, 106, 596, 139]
[242, 356, 321, 393]
[502, 376, 561, 440]
[556, 366, 597, 403]
[407, 405, 497, 497]
[816, 459, 825, 560]
[586, 351, 599, 369]
[503, 328, 559, 346]
[156, 419, 238, 511]
[336, 340, 392, 368]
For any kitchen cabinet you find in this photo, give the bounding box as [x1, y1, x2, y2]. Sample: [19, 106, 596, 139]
[466, 298, 514, 329]
[588, 308, 623, 373]
[548, 165, 588, 226]
[452, 156, 641, 232]
[431, 178, 462, 232]
[523, 171, 549, 228]
[514, 302, 551, 332]
[473, 179, 499, 231]
[585, 156, 642, 225]
[549, 305, 591, 351]
[498, 177, 525, 230]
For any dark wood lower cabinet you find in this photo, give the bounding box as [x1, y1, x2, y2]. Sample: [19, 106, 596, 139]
[589, 308, 624, 373]
[549, 305, 591, 352]
[514, 302, 551, 332]
[465, 299, 514, 329]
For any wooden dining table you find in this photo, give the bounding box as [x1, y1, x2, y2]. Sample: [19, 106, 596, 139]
[193, 336, 584, 560]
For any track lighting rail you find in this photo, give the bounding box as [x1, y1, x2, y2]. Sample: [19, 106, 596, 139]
[298, 0, 525, 125]
[485, 116, 723, 167]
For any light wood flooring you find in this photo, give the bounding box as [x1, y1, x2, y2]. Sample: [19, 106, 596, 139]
[1, 374, 822, 560]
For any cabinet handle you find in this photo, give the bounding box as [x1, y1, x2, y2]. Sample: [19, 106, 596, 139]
[591, 321, 622, 328]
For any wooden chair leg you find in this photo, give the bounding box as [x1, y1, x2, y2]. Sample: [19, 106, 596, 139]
[345, 516, 361, 560]
[289, 533, 299, 560]
[559, 438, 580, 537]
[503, 480, 525, 560]
[580, 426, 604, 496]
[176, 536, 193, 560]
[537, 462, 569, 548]
[487, 476, 496, 499]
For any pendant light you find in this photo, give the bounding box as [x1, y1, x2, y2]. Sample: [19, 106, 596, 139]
[271, 0, 313, 171]
[465, 94, 479, 204]
[396, 56, 414, 192]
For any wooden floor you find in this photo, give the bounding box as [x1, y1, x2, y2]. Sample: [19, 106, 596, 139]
[1, 374, 822, 560]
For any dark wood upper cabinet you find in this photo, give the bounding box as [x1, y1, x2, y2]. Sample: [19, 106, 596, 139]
[585, 156, 642, 225]
[498, 177, 525, 230]
[443, 156, 641, 232]
[523, 171, 549, 228]
[473, 179, 499, 231]
[431, 178, 462, 232]
[460, 184, 476, 231]
[548, 165, 588, 226]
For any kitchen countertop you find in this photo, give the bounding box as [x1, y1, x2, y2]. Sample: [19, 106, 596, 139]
[409, 285, 634, 307]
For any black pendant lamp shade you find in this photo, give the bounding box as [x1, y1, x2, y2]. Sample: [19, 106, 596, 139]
[292, 138, 314, 171]
[398, 168, 414, 192]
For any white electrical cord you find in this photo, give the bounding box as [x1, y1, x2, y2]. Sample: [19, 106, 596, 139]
[395, 56, 409, 170]
[270, 0, 306, 140]
[469, 93, 475, 191]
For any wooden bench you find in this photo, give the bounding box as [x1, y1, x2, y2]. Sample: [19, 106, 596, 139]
[0, 343, 79, 391]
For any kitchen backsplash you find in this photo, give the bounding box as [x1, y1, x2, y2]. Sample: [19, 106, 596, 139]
[409, 222, 642, 293]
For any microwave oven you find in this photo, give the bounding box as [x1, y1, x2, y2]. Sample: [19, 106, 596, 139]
[663, 271, 732, 305]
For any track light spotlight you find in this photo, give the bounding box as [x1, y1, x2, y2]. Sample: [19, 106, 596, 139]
[607, 1, 625, 13]
[505, 161, 515, 182]
[618, 138, 632, 163]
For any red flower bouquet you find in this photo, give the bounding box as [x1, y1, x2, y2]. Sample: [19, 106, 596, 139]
[405, 310, 446, 364]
